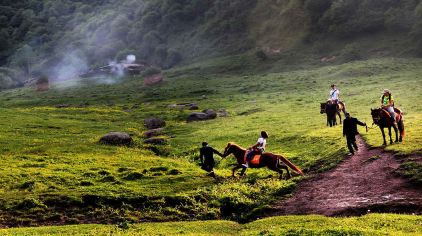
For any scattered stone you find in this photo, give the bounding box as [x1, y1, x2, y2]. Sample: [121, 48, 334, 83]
[150, 167, 169, 172]
[55, 104, 71, 108]
[187, 109, 217, 122]
[80, 181, 94, 186]
[143, 128, 165, 138]
[101, 176, 116, 182]
[168, 169, 181, 175]
[123, 172, 144, 180]
[99, 132, 133, 146]
[144, 138, 167, 145]
[144, 118, 166, 129]
[204, 109, 217, 118]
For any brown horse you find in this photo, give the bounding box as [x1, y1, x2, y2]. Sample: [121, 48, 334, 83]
[371, 108, 405, 145]
[320, 101, 346, 127]
[222, 143, 304, 179]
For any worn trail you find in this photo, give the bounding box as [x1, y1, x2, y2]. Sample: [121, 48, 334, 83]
[270, 136, 422, 216]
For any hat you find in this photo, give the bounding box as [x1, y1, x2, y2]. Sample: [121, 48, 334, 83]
[383, 89, 390, 94]
[345, 112, 350, 117]
[202, 142, 208, 147]
[331, 84, 336, 87]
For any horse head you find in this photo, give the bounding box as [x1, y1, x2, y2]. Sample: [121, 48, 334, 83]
[223, 142, 234, 157]
[371, 108, 382, 124]
[223, 142, 245, 161]
[320, 103, 326, 114]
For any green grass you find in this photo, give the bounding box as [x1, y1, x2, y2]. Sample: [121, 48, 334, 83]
[0, 214, 421, 235]
[0, 55, 420, 227]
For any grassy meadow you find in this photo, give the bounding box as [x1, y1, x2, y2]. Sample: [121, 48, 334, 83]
[0, 55, 421, 230]
[1, 214, 421, 235]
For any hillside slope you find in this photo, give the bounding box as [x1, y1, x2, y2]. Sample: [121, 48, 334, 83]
[1, 0, 422, 90]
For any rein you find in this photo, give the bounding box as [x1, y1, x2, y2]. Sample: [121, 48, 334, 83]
[366, 123, 377, 132]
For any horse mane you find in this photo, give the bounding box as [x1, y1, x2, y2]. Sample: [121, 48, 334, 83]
[228, 142, 246, 151]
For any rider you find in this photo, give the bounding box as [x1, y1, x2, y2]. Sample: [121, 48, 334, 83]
[381, 89, 396, 124]
[242, 131, 268, 168]
[328, 84, 340, 105]
[199, 142, 224, 178]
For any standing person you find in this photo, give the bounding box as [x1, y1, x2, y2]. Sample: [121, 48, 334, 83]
[329, 84, 340, 104]
[381, 89, 397, 126]
[242, 131, 268, 168]
[343, 113, 366, 156]
[199, 142, 223, 178]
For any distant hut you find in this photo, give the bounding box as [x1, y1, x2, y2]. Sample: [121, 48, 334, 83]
[35, 76, 49, 91]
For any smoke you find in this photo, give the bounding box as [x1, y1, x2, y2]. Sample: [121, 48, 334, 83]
[126, 54, 136, 64]
[51, 51, 88, 81]
[109, 60, 125, 77]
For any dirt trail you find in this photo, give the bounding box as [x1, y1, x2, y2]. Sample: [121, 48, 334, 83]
[270, 136, 422, 216]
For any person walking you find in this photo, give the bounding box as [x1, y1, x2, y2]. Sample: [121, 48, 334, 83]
[343, 113, 366, 156]
[199, 142, 223, 178]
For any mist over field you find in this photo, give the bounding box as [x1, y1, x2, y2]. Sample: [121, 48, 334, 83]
[0, 0, 421, 235]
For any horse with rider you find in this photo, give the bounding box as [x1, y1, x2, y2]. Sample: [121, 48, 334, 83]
[320, 84, 346, 127]
[370, 89, 405, 145]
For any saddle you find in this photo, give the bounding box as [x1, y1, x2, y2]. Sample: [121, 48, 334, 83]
[381, 108, 402, 120]
[244, 152, 261, 165]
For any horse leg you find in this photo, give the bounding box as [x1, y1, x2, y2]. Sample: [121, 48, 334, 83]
[393, 123, 399, 143]
[337, 111, 342, 124]
[380, 127, 387, 146]
[268, 165, 285, 180]
[232, 165, 242, 177]
[279, 164, 291, 180]
[388, 127, 393, 144]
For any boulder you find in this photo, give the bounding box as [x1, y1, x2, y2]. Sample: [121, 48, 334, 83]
[144, 138, 167, 145]
[203, 109, 217, 119]
[143, 128, 165, 138]
[100, 132, 133, 146]
[144, 118, 166, 129]
[187, 109, 217, 122]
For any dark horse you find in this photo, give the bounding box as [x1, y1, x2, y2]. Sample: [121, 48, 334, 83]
[371, 108, 405, 145]
[222, 143, 304, 179]
[320, 101, 346, 127]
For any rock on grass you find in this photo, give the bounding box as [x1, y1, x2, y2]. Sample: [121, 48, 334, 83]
[99, 132, 133, 146]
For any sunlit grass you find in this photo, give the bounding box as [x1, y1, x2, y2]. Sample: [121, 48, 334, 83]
[0, 57, 420, 227]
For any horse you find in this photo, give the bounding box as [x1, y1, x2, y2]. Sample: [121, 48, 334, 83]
[320, 101, 346, 127]
[370, 108, 405, 145]
[222, 143, 304, 179]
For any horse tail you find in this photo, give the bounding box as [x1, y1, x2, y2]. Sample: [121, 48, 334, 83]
[276, 155, 304, 176]
[339, 101, 347, 115]
[398, 118, 405, 138]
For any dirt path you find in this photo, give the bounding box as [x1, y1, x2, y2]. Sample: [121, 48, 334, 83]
[270, 136, 422, 216]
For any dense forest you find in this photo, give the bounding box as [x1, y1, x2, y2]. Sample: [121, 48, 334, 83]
[0, 0, 421, 90]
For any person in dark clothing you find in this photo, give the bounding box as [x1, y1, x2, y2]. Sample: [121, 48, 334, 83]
[343, 113, 366, 156]
[199, 142, 223, 177]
